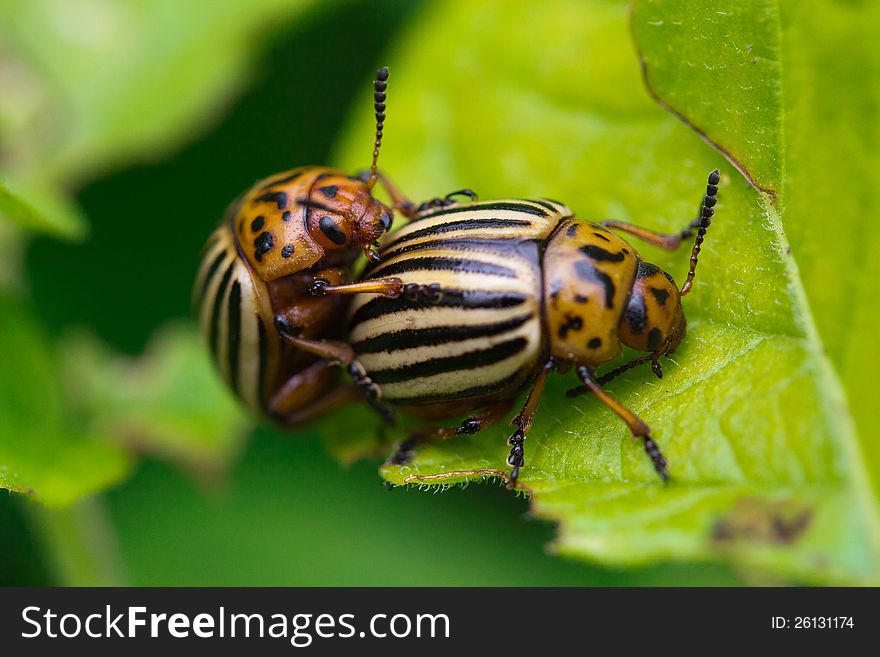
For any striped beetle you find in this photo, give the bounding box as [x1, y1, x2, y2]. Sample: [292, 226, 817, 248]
[343, 170, 720, 486]
[193, 67, 417, 424]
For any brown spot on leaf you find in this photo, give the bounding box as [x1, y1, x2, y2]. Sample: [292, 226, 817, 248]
[711, 497, 813, 546]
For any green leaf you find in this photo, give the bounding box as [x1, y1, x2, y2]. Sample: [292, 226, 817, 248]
[0, 177, 87, 240]
[332, 0, 880, 583]
[0, 0, 324, 185]
[632, 0, 880, 509]
[0, 294, 131, 507]
[60, 326, 250, 480]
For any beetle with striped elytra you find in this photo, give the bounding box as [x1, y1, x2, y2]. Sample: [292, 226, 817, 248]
[337, 170, 720, 487]
[193, 67, 419, 425]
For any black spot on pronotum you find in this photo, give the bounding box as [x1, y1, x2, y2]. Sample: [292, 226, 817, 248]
[255, 191, 289, 210]
[647, 327, 662, 351]
[650, 287, 670, 307]
[624, 293, 647, 334]
[319, 185, 339, 199]
[281, 211, 292, 222]
[573, 261, 616, 308]
[581, 245, 626, 262]
[281, 244, 294, 258]
[567, 224, 578, 238]
[574, 294, 589, 304]
[250, 216, 265, 232]
[588, 337, 602, 349]
[557, 314, 583, 339]
[254, 232, 274, 262]
[319, 216, 347, 245]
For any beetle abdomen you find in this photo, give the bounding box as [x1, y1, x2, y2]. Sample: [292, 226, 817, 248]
[194, 225, 280, 412]
[349, 199, 570, 404]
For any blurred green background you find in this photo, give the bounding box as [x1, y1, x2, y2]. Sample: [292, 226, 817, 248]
[2, 0, 878, 586]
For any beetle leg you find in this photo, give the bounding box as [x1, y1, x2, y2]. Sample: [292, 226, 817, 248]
[277, 330, 355, 365]
[506, 357, 557, 488]
[274, 325, 395, 424]
[347, 360, 396, 425]
[600, 168, 720, 252]
[376, 171, 418, 220]
[270, 366, 363, 425]
[387, 398, 515, 466]
[414, 189, 479, 216]
[309, 277, 405, 298]
[573, 365, 669, 481]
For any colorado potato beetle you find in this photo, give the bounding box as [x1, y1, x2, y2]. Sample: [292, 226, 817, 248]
[346, 170, 720, 485]
[193, 67, 414, 424]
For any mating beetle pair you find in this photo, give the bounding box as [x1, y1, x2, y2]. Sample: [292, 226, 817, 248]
[194, 67, 719, 486]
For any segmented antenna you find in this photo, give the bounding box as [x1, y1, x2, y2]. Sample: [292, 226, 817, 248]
[680, 169, 720, 296]
[367, 66, 389, 190]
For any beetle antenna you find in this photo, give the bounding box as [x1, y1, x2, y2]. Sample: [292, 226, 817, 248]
[367, 66, 389, 191]
[680, 168, 720, 296]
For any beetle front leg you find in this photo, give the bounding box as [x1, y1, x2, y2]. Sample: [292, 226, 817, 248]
[573, 365, 669, 481]
[310, 278, 447, 305]
[309, 277, 405, 298]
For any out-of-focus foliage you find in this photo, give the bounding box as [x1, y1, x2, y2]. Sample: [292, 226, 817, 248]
[0, 177, 86, 240]
[61, 326, 248, 479]
[0, 0, 322, 188]
[0, 294, 132, 506]
[335, 0, 880, 583]
[0, 0, 323, 505]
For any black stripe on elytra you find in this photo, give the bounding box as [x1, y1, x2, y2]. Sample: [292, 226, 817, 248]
[388, 218, 532, 248]
[592, 232, 610, 242]
[226, 281, 242, 393]
[351, 289, 528, 326]
[370, 256, 518, 279]
[261, 171, 302, 189]
[389, 369, 525, 405]
[257, 318, 269, 405]
[573, 260, 616, 308]
[420, 201, 549, 220]
[376, 236, 530, 266]
[209, 262, 235, 356]
[368, 337, 528, 385]
[354, 313, 532, 354]
[198, 250, 228, 302]
[255, 191, 289, 210]
[581, 244, 625, 262]
[529, 199, 563, 213]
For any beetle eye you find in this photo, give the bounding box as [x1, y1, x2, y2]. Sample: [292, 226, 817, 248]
[319, 215, 347, 245]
